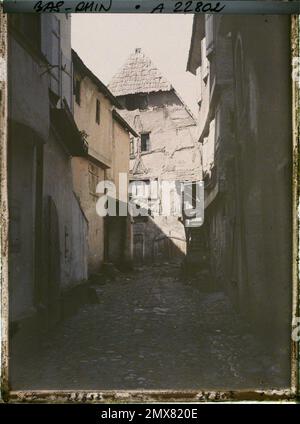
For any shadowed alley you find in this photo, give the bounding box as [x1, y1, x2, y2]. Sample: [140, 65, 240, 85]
[11, 264, 286, 391]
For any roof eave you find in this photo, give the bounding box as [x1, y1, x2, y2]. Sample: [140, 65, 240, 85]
[113, 87, 171, 98]
[112, 109, 139, 138]
[72, 49, 123, 109]
[50, 99, 88, 156]
[186, 15, 205, 75]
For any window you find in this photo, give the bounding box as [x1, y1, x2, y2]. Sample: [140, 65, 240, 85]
[61, 52, 73, 110]
[205, 14, 215, 57]
[141, 133, 150, 152]
[136, 180, 150, 198]
[192, 182, 197, 209]
[41, 15, 61, 98]
[96, 99, 100, 124]
[74, 78, 81, 105]
[130, 137, 135, 158]
[201, 37, 209, 84]
[88, 162, 100, 197]
[183, 181, 200, 213]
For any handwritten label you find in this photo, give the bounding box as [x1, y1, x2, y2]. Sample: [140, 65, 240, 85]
[32, 0, 225, 13]
[3, 0, 300, 14]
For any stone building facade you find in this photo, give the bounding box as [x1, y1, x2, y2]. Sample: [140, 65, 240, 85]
[72, 51, 136, 274]
[8, 14, 89, 352]
[187, 15, 292, 376]
[109, 48, 202, 264]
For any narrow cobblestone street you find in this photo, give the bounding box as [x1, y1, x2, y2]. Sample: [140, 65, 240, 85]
[11, 264, 286, 391]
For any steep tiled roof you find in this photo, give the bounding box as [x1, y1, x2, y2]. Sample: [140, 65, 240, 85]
[109, 48, 172, 96]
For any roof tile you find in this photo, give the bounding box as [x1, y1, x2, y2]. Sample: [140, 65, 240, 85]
[108, 48, 172, 96]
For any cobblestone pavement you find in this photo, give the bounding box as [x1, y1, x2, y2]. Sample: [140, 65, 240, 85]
[11, 263, 287, 390]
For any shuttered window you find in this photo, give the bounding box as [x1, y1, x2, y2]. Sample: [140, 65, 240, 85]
[201, 37, 209, 83]
[61, 51, 73, 111]
[88, 162, 100, 197]
[205, 15, 214, 57]
[41, 15, 61, 99]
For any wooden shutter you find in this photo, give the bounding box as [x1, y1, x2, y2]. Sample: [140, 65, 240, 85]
[205, 15, 214, 57]
[41, 15, 61, 98]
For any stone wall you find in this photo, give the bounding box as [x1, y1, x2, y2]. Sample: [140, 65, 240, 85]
[43, 129, 88, 289]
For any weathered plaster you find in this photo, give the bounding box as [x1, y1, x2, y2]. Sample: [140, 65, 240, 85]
[43, 129, 88, 288]
[117, 89, 201, 263]
[72, 60, 134, 273]
[8, 37, 49, 141]
[73, 75, 113, 167]
[72, 66, 115, 274]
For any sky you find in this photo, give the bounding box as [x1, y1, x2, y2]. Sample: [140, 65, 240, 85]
[71, 14, 198, 114]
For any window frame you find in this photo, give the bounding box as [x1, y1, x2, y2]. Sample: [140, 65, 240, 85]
[88, 162, 100, 198]
[74, 78, 81, 106]
[130, 137, 135, 158]
[140, 132, 150, 153]
[95, 98, 100, 125]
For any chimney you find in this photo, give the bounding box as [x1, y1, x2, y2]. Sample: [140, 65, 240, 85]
[135, 48, 141, 54]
